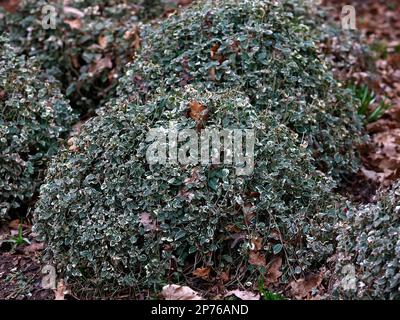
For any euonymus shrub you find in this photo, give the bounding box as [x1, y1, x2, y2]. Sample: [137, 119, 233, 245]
[335, 183, 400, 299]
[115, 0, 363, 180]
[34, 87, 340, 294]
[0, 0, 175, 114]
[0, 36, 76, 221]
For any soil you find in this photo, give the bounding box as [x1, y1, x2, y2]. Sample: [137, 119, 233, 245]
[0, 250, 54, 300]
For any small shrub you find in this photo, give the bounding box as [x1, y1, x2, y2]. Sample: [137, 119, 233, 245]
[114, 0, 364, 180]
[0, 35, 76, 221]
[34, 87, 340, 295]
[334, 183, 400, 299]
[0, 0, 177, 114]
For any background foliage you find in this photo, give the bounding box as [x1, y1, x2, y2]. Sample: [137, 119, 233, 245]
[0, 0, 176, 115]
[0, 35, 76, 221]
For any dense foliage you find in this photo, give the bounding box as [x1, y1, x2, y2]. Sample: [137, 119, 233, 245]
[34, 87, 340, 294]
[0, 0, 176, 114]
[0, 35, 76, 221]
[334, 184, 400, 300]
[115, 0, 364, 180]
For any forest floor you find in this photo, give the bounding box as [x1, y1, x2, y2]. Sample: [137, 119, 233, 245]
[0, 0, 399, 300]
[324, 0, 400, 198]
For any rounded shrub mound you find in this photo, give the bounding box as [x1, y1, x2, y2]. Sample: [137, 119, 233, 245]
[116, 0, 363, 179]
[334, 183, 400, 300]
[0, 36, 76, 221]
[0, 0, 178, 114]
[35, 86, 340, 295]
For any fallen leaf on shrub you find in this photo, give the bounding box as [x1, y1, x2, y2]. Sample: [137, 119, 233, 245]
[193, 267, 211, 279]
[188, 101, 208, 126]
[178, 0, 192, 5]
[242, 204, 256, 224]
[63, 6, 85, 18]
[225, 289, 260, 300]
[210, 43, 220, 60]
[64, 19, 82, 30]
[124, 25, 141, 50]
[289, 273, 323, 299]
[210, 42, 224, 63]
[98, 35, 108, 49]
[208, 43, 219, 81]
[0, 0, 20, 12]
[67, 137, 79, 152]
[89, 57, 113, 75]
[248, 251, 266, 267]
[139, 212, 157, 231]
[251, 237, 263, 251]
[161, 284, 203, 300]
[184, 170, 200, 185]
[266, 257, 282, 284]
[208, 67, 216, 81]
[23, 242, 44, 254]
[70, 121, 84, 137]
[54, 280, 68, 300]
[178, 188, 195, 202]
[132, 27, 141, 51]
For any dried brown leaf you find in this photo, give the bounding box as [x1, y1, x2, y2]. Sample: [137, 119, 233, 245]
[192, 267, 211, 279]
[289, 273, 323, 299]
[218, 271, 230, 283]
[64, 19, 82, 30]
[266, 257, 282, 284]
[139, 212, 157, 231]
[225, 289, 260, 300]
[89, 57, 113, 75]
[188, 101, 208, 122]
[23, 242, 44, 254]
[178, 188, 195, 202]
[161, 284, 203, 300]
[248, 251, 266, 267]
[242, 204, 256, 225]
[63, 6, 85, 18]
[98, 35, 108, 49]
[54, 280, 68, 300]
[0, 0, 20, 13]
[251, 237, 263, 251]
